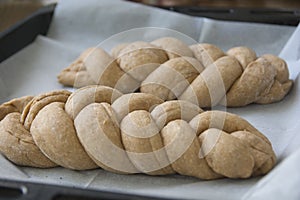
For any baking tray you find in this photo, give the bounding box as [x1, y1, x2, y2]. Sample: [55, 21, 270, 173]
[0, 4, 56, 63]
[0, 179, 171, 200]
[0, 2, 299, 200]
[160, 6, 300, 26]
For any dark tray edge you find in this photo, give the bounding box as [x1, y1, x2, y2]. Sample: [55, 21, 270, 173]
[0, 178, 174, 200]
[0, 4, 56, 63]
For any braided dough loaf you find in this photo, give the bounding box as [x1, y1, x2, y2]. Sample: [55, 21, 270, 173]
[58, 37, 293, 107]
[0, 86, 276, 179]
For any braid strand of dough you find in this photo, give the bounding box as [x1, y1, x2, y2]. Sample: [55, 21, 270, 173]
[57, 37, 293, 107]
[0, 86, 276, 179]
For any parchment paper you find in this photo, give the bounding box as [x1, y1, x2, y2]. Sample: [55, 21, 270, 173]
[0, 0, 300, 199]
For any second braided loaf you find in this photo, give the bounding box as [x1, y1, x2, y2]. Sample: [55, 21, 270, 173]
[58, 37, 293, 107]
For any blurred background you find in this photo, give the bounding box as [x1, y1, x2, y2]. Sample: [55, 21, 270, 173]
[1, 0, 300, 32]
[131, 0, 300, 8]
[0, 0, 56, 32]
